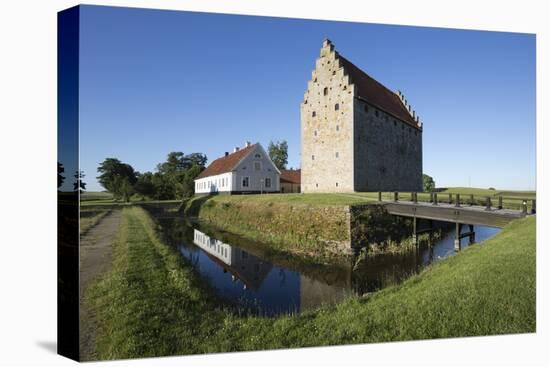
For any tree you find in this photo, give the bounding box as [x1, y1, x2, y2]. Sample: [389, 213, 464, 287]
[73, 170, 86, 192]
[97, 158, 137, 195]
[58, 162, 65, 189]
[155, 152, 207, 199]
[134, 172, 155, 200]
[422, 173, 436, 192]
[120, 177, 134, 202]
[268, 140, 288, 170]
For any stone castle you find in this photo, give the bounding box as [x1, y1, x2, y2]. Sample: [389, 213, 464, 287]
[301, 39, 423, 193]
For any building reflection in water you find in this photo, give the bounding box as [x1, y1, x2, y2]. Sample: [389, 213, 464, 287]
[189, 229, 349, 315]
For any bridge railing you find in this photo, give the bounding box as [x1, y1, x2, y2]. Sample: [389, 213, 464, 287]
[377, 191, 536, 214]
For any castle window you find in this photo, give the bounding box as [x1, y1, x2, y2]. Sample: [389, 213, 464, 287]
[304, 100, 308, 104]
[336, 182, 339, 187]
[316, 183, 319, 188]
[343, 86, 347, 90]
[323, 87, 328, 96]
[332, 70, 336, 76]
[312, 155, 315, 160]
[335, 152, 339, 158]
[312, 111, 316, 117]
[334, 103, 339, 111]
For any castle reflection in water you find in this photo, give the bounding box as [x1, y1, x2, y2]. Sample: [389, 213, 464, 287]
[189, 229, 350, 315]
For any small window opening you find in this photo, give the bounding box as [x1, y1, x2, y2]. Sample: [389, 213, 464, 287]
[323, 87, 328, 96]
[335, 103, 339, 111]
[312, 111, 316, 117]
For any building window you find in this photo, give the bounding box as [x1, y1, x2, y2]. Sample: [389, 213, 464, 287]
[314, 130, 317, 136]
[312, 155, 315, 160]
[364, 105, 368, 113]
[375, 110, 379, 117]
[343, 85, 347, 90]
[336, 182, 339, 187]
[265, 178, 271, 188]
[312, 111, 316, 117]
[316, 183, 319, 188]
[304, 100, 308, 104]
[254, 161, 261, 171]
[394, 120, 397, 126]
[323, 87, 328, 96]
[415, 131, 418, 136]
[242, 177, 249, 188]
[255, 153, 261, 158]
[332, 70, 336, 75]
[335, 152, 339, 158]
[334, 103, 339, 111]
[336, 125, 339, 131]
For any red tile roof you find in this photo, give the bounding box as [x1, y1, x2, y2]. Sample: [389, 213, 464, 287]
[280, 169, 301, 184]
[196, 144, 257, 179]
[338, 55, 419, 128]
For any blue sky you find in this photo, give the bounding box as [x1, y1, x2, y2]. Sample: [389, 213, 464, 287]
[78, 5, 536, 191]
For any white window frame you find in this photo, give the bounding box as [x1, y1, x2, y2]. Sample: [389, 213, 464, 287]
[242, 176, 250, 188]
[265, 177, 271, 188]
[254, 161, 262, 171]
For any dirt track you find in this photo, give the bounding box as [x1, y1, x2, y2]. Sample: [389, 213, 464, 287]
[79, 209, 121, 361]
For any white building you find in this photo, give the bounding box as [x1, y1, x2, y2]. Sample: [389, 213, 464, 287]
[194, 142, 281, 195]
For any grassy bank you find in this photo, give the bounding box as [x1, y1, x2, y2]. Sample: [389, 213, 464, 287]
[86, 207, 535, 360]
[184, 195, 354, 257]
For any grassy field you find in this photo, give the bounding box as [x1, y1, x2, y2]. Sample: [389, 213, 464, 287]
[86, 206, 535, 360]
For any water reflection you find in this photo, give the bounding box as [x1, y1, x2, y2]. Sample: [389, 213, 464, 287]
[153, 211, 500, 317]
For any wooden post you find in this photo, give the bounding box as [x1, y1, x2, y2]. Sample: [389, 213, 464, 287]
[411, 192, 415, 202]
[469, 224, 475, 244]
[433, 193, 438, 205]
[470, 194, 474, 206]
[448, 193, 453, 204]
[498, 196, 503, 210]
[454, 222, 461, 251]
[413, 192, 418, 203]
[522, 200, 528, 215]
[455, 194, 460, 207]
[378, 191, 382, 201]
[394, 191, 398, 202]
[531, 199, 536, 214]
[429, 192, 433, 203]
[485, 196, 491, 211]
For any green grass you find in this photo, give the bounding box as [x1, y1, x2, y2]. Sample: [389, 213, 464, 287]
[87, 206, 535, 360]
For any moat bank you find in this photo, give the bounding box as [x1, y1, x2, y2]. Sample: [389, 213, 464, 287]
[184, 194, 439, 258]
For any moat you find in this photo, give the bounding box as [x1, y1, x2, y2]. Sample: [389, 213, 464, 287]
[152, 209, 500, 316]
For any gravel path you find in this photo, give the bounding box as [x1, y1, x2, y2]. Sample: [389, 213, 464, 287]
[79, 209, 122, 361]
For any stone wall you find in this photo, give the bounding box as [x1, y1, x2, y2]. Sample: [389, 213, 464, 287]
[301, 40, 355, 193]
[354, 99, 423, 191]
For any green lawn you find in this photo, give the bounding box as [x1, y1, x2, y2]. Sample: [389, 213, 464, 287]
[86, 206, 535, 360]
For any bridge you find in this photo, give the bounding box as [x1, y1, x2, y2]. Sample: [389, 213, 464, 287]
[376, 192, 535, 251]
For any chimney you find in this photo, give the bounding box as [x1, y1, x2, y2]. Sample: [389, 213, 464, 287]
[224, 152, 229, 157]
[234, 146, 240, 153]
[245, 141, 251, 147]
